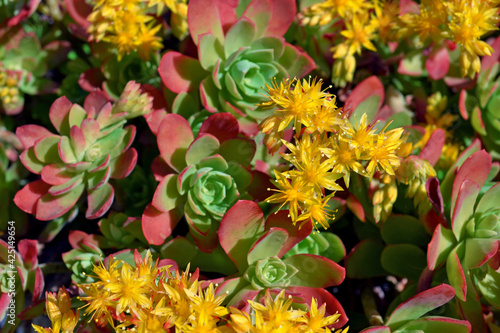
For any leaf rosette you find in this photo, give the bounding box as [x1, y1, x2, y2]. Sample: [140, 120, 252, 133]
[14, 81, 152, 220]
[244, 256, 298, 289]
[159, 0, 315, 135]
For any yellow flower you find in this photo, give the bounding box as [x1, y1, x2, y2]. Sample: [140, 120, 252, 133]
[365, 127, 405, 178]
[266, 171, 314, 222]
[184, 283, 228, 326]
[106, 262, 152, 314]
[79, 284, 114, 325]
[33, 287, 80, 333]
[297, 195, 337, 230]
[296, 297, 341, 332]
[372, 174, 398, 223]
[321, 139, 366, 186]
[340, 12, 377, 55]
[248, 289, 304, 330]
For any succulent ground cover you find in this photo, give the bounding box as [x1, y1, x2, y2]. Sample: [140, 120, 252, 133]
[0, 0, 500, 332]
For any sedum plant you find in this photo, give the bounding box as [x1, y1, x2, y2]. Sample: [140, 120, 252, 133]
[14, 81, 152, 220]
[159, 0, 315, 134]
[143, 112, 258, 251]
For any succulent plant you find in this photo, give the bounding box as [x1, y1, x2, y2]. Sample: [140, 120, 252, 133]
[62, 231, 104, 284]
[0, 239, 44, 330]
[215, 200, 348, 329]
[14, 81, 152, 220]
[98, 212, 147, 249]
[425, 143, 500, 332]
[142, 112, 258, 251]
[0, 26, 70, 114]
[459, 35, 500, 160]
[360, 284, 471, 333]
[0, 0, 40, 26]
[283, 231, 346, 263]
[159, 0, 315, 135]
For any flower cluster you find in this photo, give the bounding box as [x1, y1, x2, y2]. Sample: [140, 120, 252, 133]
[0, 66, 20, 114]
[33, 252, 348, 333]
[260, 77, 410, 229]
[301, 0, 500, 85]
[87, 0, 188, 60]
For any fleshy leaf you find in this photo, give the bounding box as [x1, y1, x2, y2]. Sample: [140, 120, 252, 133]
[199, 34, 225, 70]
[49, 96, 73, 135]
[385, 284, 456, 330]
[224, 18, 256, 58]
[451, 150, 491, 216]
[219, 200, 265, 270]
[158, 52, 207, 93]
[199, 113, 239, 143]
[185, 134, 220, 166]
[446, 246, 467, 301]
[346, 239, 386, 278]
[381, 244, 427, 281]
[86, 183, 114, 219]
[16, 125, 54, 150]
[247, 228, 288, 264]
[463, 238, 499, 269]
[427, 224, 456, 270]
[419, 128, 445, 166]
[359, 327, 391, 333]
[110, 148, 138, 179]
[142, 204, 182, 245]
[152, 174, 181, 212]
[14, 180, 51, 215]
[425, 45, 450, 80]
[187, 0, 235, 44]
[346, 76, 384, 122]
[381, 215, 430, 246]
[476, 182, 500, 217]
[36, 183, 85, 220]
[265, 211, 312, 257]
[451, 179, 480, 241]
[397, 317, 471, 333]
[219, 138, 256, 165]
[33, 135, 62, 163]
[157, 114, 194, 172]
[283, 254, 345, 288]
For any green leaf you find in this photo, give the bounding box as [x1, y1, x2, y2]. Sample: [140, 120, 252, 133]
[219, 138, 256, 165]
[225, 18, 256, 58]
[199, 34, 225, 70]
[152, 174, 182, 212]
[396, 317, 471, 333]
[381, 215, 430, 246]
[161, 237, 198, 268]
[185, 134, 220, 167]
[247, 228, 288, 264]
[283, 254, 345, 288]
[346, 239, 386, 279]
[381, 244, 427, 281]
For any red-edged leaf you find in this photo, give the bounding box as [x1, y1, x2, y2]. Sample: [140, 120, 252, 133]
[219, 200, 266, 270]
[451, 151, 491, 214]
[40, 164, 73, 186]
[346, 193, 366, 222]
[158, 51, 207, 93]
[463, 238, 499, 269]
[398, 317, 471, 333]
[18, 239, 38, 269]
[157, 113, 193, 172]
[110, 148, 137, 179]
[426, 177, 444, 216]
[345, 76, 384, 119]
[63, 0, 91, 28]
[144, 109, 167, 136]
[199, 113, 239, 142]
[78, 68, 105, 93]
[427, 224, 456, 270]
[425, 46, 450, 80]
[187, 0, 237, 44]
[70, 126, 86, 159]
[0, 293, 11, 322]
[32, 267, 44, 301]
[49, 96, 73, 135]
[385, 284, 456, 329]
[452, 180, 480, 241]
[86, 182, 114, 219]
[458, 89, 469, 120]
[185, 134, 220, 166]
[447, 247, 467, 301]
[151, 156, 175, 181]
[419, 128, 445, 166]
[14, 180, 51, 215]
[283, 254, 345, 288]
[265, 211, 312, 257]
[360, 327, 391, 333]
[241, 0, 271, 38]
[36, 183, 85, 220]
[288, 286, 348, 329]
[16, 125, 53, 149]
[247, 228, 288, 264]
[152, 174, 181, 212]
[142, 204, 181, 245]
[83, 91, 108, 116]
